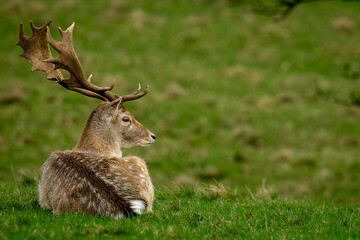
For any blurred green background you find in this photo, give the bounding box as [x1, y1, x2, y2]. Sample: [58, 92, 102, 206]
[1, 0, 359, 202]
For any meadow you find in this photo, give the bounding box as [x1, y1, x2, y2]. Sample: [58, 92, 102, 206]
[1, 183, 359, 239]
[0, 0, 360, 238]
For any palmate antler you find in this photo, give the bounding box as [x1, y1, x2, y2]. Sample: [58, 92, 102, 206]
[15, 20, 148, 103]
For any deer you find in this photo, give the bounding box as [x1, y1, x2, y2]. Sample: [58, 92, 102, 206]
[15, 20, 156, 218]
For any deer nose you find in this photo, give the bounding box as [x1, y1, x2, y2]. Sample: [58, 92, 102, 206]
[151, 134, 156, 141]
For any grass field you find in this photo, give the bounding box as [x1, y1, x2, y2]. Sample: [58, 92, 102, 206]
[1, 183, 359, 239]
[1, 0, 360, 238]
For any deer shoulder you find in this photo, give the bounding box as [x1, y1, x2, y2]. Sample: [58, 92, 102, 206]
[16, 20, 156, 218]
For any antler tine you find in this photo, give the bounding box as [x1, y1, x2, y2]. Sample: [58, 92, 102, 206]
[16, 23, 26, 44]
[120, 84, 149, 103]
[30, 20, 52, 34]
[130, 83, 142, 95]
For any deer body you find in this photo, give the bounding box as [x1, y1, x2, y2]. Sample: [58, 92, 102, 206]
[16, 21, 156, 218]
[39, 153, 154, 217]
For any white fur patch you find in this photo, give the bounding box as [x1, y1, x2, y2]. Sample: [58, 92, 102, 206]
[129, 200, 146, 215]
[116, 150, 122, 158]
[110, 142, 122, 158]
[113, 149, 122, 158]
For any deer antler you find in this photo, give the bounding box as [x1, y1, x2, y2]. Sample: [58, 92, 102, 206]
[15, 20, 149, 103]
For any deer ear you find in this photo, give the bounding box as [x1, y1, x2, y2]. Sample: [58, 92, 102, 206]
[105, 97, 123, 125]
[112, 97, 123, 117]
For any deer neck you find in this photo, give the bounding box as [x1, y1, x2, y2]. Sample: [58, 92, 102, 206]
[74, 118, 123, 158]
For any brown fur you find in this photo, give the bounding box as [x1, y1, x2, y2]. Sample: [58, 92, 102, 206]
[38, 102, 155, 218]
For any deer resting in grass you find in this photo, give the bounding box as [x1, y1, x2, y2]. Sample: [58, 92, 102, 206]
[16, 20, 156, 218]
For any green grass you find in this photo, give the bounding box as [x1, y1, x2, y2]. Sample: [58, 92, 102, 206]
[1, 0, 360, 238]
[1, 183, 359, 239]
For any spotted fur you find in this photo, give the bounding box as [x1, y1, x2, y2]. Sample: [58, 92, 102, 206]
[39, 152, 153, 217]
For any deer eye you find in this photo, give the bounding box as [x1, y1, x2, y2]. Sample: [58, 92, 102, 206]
[122, 116, 131, 123]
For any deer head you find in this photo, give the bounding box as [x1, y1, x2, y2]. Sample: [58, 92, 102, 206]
[15, 20, 156, 157]
[74, 100, 156, 157]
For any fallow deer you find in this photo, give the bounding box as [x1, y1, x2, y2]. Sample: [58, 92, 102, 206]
[15, 20, 156, 218]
